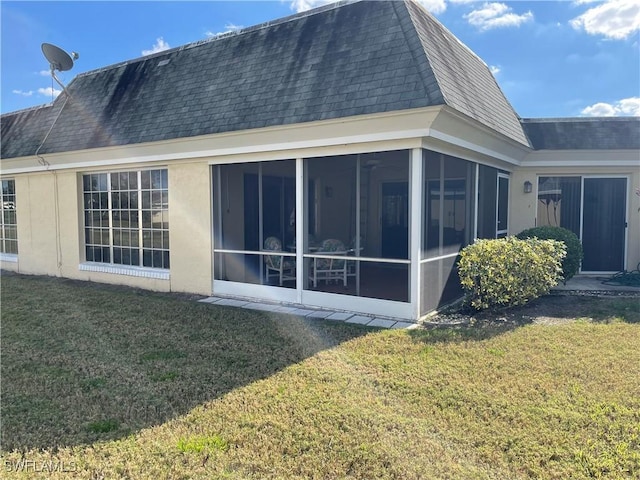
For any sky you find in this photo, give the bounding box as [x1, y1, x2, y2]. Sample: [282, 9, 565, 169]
[1, 0, 639, 118]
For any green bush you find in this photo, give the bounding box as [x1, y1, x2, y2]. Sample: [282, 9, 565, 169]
[516, 226, 583, 282]
[458, 237, 566, 311]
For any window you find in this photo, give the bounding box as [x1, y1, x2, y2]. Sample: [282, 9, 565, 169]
[1, 179, 18, 254]
[537, 177, 581, 236]
[83, 169, 169, 269]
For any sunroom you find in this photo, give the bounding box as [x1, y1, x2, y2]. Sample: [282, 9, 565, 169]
[211, 148, 510, 320]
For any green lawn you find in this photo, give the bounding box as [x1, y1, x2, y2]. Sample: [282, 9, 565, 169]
[1, 273, 639, 479]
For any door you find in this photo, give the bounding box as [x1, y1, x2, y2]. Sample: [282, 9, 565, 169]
[381, 182, 408, 259]
[582, 178, 627, 272]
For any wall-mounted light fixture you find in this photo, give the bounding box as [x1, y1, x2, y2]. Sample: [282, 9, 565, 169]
[524, 180, 533, 194]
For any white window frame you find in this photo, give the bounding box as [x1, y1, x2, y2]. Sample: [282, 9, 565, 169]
[0, 178, 18, 256]
[80, 168, 169, 273]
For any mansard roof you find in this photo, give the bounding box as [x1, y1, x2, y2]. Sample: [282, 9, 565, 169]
[2, 0, 531, 160]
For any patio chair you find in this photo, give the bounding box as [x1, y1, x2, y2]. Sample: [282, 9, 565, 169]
[309, 238, 348, 287]
[264, 236, 296, 286]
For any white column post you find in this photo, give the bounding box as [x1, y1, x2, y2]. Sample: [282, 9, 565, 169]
[296, 157, 304, 302]
[409, 147, 423, 320]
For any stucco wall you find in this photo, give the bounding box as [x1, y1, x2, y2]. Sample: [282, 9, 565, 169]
[1, 162, 213, 294]
[167, 162, 212, 295]
[13, 172, 59, 275]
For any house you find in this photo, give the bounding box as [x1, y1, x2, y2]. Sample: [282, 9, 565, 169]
[1, 0, 638, 321]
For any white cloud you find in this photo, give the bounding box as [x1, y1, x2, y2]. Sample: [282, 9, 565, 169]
[581, 97, 640, 116]
[571, 0, 640, 40]
[290, 0, 447, 14]
[416, 0, 447, 14]
[12, 89, 33, 97]
[205, 23, 244, 38]
[38, 70, 51, 77]
[141, 37, 170, 56]
[465, 2, 533, 31]
[37, 87, 62, 98]
[289, 0, 333, 13]
[489, 65, 501, 75]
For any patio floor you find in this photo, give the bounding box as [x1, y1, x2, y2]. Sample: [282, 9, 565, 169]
[198, 296, 419, 330]
[552, 274, 640, 294]
[198, 274, 639, 329]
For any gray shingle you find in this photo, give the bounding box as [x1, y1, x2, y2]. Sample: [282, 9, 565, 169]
[403, 0, 528, 145]
[1, 103, 63, 159]
[521, 117, 640, 150]
[2, 0, 531, 160]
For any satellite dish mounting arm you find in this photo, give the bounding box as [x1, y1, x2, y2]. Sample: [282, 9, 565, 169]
[49, 67, 72, 98]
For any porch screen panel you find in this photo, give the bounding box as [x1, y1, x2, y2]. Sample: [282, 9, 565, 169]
[213, 160, 296, 287]
[444, 157, 475, 254]
[420, 255, 461, 315]
[477, 165, 497, 239]
[420, 150, 475, 316]
[303, 151, 410, 301]
[497, 175, 509, 237]
[423, 150, 441, 258]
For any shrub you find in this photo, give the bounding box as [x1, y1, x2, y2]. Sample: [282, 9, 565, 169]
[516, 226, 583, 282]
[458, 237, 566, 311]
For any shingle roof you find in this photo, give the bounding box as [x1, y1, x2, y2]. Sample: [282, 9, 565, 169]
[0, 103, 64, 159]
[404, 1, 527, 145]
[521, 117, 640, 150]
[1, 0, 529, 160]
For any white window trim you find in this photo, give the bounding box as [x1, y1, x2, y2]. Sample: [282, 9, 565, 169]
[82, 168, 169, 270]
[79, 262, 170, 280]
[0, 253, 18, 263]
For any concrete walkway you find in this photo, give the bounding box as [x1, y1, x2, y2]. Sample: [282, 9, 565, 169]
[198, 275, 638, 330]
[552, 275, 640, 294]
[198, 296, 419, 330]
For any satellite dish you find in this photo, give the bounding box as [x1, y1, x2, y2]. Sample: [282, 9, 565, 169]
[42, 43, 77, 72]
[40, 43, 79, 99]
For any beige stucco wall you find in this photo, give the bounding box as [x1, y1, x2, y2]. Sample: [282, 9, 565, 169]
[1, 161, 213, 294]
[166, 162, 212, 295]
[12, 173, 59, 275]
[510, 164, 640, 272]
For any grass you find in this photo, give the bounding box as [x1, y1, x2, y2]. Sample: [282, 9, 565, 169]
[1, 273, 639, 479]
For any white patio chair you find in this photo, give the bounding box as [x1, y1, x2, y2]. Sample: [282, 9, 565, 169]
[309, 238, 348, 288]
[264, 236, 296, 286]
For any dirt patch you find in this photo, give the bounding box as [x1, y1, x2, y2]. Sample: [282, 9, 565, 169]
[423, 292, 640, 329]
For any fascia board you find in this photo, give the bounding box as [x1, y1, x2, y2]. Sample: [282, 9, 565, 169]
[0, 107, 443, 174]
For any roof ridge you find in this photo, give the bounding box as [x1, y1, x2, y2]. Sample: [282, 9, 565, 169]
[76, 0, 359, 79]
[403, 0, 528, 145]
[1, 102, 55, 118]
[522, 116, 640, 122]
[392, 0, 444, 106]
[406, 0, 491, 71]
